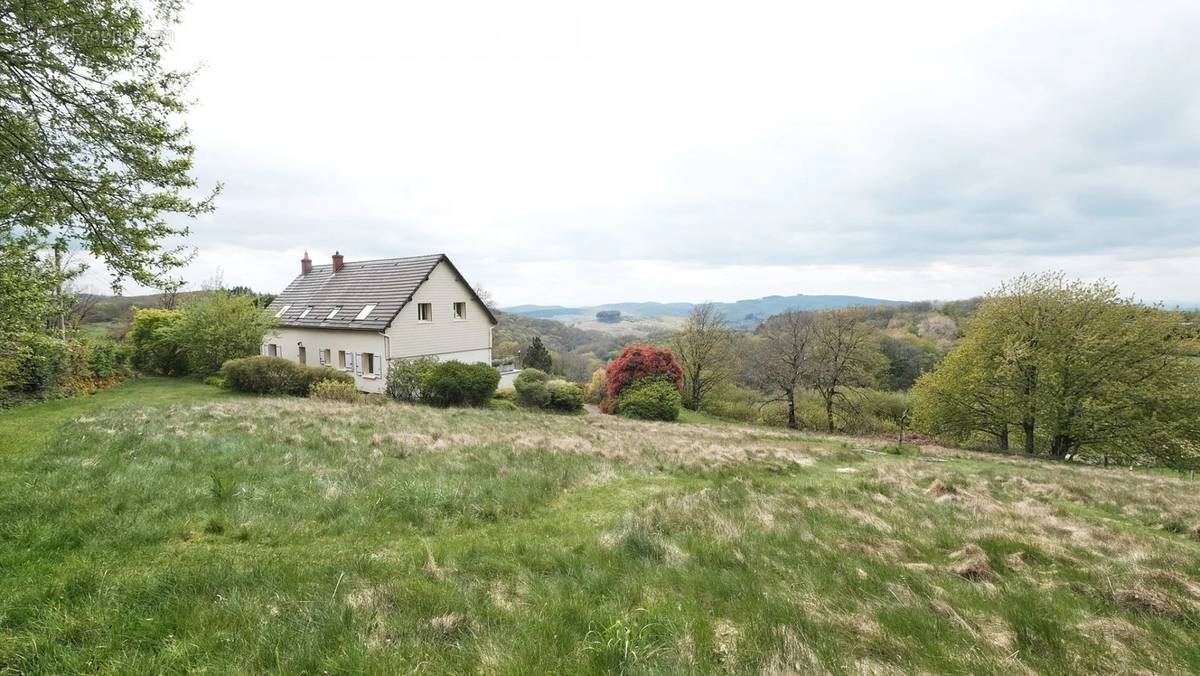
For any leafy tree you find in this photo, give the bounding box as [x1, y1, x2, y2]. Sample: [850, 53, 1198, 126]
[807, 309, 886, 433]
[911, 335, 1017, 450]
[171, 292, 275, 376]
[746, 311, 814, 429]
[523, 336, 553, 371]
[914, 272, 1200, 468]
[127, 307, 187, 375]
[879, 335, 940, 390]
[1, 1, 217, 289]
[671, 302, 736, 410]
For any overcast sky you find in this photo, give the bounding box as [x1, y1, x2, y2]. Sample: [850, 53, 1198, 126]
[87, 0, 1200, 306]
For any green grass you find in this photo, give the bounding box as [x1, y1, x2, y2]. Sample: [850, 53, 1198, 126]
[1, 380, 1199, 673]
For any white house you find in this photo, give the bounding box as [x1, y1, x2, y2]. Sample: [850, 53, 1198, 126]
[262, 252, 497, 393]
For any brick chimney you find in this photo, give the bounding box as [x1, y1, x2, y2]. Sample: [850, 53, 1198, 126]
[301, 250, 312, 275]
[332, 251, 344, 273]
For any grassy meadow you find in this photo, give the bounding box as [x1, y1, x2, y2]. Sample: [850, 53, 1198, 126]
[1, 379, 1199, 674]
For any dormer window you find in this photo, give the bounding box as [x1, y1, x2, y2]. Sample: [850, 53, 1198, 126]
[326, 306, 341, 319]
[354, 303, 377, 320]
[275, 305, 291, 318]
[298, 306, 313, 319]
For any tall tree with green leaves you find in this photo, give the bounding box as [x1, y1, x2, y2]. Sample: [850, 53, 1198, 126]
[1, 0, 217, 289]
[914, 272, 1200, 468]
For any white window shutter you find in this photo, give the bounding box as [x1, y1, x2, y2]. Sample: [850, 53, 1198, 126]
[373, 354, 380, 375]
[354, 352, 363, 375]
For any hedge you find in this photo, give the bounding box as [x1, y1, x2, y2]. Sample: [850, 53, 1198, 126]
[220, 356, 354, 396]
[419, 361, 499, 407]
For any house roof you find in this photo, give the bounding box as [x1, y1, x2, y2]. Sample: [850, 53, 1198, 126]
[265, 254, 497, 331]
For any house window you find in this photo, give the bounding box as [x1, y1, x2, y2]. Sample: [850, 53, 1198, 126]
[274, 305, 291, 318]
[299, 306, 313, 319]
[321, 348, 331, 366]
[338, 350, 348, 369]
[453, 302, 466, 320]
[298, 346, 306, 365]
[363, 352, 376, 377]
[267, 344, 278, 357]
[354, 303, 377, 320]
[418, 303, 432, 321]
[327, 306, 342, 320]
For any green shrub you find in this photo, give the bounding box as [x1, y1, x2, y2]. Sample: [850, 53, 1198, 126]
[419, 361, 499, 407]
[489, 397, 519, 411]
[220, 356, 306, 395]
[173, 291, 277, 376]
[585, 368, 608, 404]
[386, 356, 438, 402]
[299, 366, 354, 393]
[514, 368, 550, 408]
[203, 375, 227, 388]
[86, 339, 132, 380]
[493, 387, 517, 401]
[546, 379, 585, 412]
[310, 379, 361, 402]
[129, 308, 187, 375]
[3, 333, 68, 396]
[618, 377, 682, 421]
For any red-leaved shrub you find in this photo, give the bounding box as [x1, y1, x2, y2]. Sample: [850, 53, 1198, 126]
[605, 344, 684, 398]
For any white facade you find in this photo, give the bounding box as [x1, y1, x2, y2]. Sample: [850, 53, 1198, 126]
[262, 260, 494, 394]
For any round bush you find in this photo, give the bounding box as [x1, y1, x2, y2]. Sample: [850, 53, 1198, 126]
[513, 368, 550, 408]
[546, 379, 585, 412]
[310, 379, 360, 402]
[618, 377, 682, 421]
[220, 356, 305, 395]
[419, 361, 500, 407]
[489, 397, 519, 411]
[386, 356, 438, 402]
[300, 366, 354, 394]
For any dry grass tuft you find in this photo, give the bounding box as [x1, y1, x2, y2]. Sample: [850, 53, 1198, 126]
[761, 626, 825, 675]
[429, 612, 468, 640]
[1112, 585, 1179, 617]
[925, 478, 957, 499]
[948, 543, 994, 581]
[712, 619, 739, 666]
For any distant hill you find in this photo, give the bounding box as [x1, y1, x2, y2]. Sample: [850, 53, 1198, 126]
[502, 293, 907, 329]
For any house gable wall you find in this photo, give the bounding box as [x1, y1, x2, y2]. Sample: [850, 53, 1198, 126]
[384, 260, 493, 362]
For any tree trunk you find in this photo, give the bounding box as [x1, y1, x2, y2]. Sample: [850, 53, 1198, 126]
[998, 427, 1009, 452]
[786, 389, 797, 429]
[1022, 419, 1035, 454]
[1050, 434, 1070, 458]
[825, 396, 835, 433]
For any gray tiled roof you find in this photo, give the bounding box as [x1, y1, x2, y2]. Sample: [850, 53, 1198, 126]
[266, 254, 493, 331]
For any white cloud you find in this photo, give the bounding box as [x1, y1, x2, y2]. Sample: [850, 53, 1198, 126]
[102, 0, 1200, 304]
